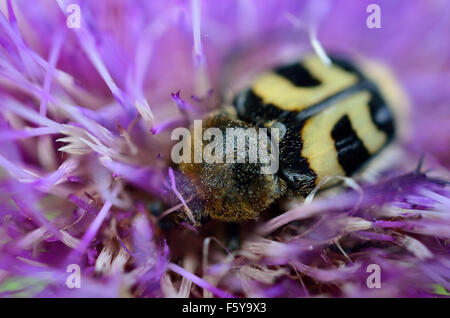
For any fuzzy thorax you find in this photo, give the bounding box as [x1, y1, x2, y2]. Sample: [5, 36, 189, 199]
[178, 111, 284, 222]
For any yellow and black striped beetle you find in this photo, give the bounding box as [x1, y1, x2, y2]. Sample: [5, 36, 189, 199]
[177, 53, 407, 223]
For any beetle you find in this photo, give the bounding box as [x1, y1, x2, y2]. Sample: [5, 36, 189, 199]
[175, 53, 407, 223]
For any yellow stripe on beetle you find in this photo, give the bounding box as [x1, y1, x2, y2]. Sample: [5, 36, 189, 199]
[301, 91, 387, 184]
[252, 56, 359, 111]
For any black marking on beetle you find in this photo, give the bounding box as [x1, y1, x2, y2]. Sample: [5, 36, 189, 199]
[331, 115, 371, 176]
[330, 56, 365, 79]
[233, 89, 284, 126]
[277, 119, 317, 196]
[274, 63, 321, 87]
[368, 86, 395, 139]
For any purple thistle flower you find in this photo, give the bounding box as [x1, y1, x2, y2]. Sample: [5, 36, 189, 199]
[0, 0, 448, 298]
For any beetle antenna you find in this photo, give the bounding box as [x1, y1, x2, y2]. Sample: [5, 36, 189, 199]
[415, 153, 426, 175]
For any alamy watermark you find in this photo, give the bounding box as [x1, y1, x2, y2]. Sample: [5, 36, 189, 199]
[366, 264, 381, 289]
[66, 4, 81, 29]
[366, 4, 381, 29]
[171, 120, 280, 175]
[66, 264, 81, 289]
